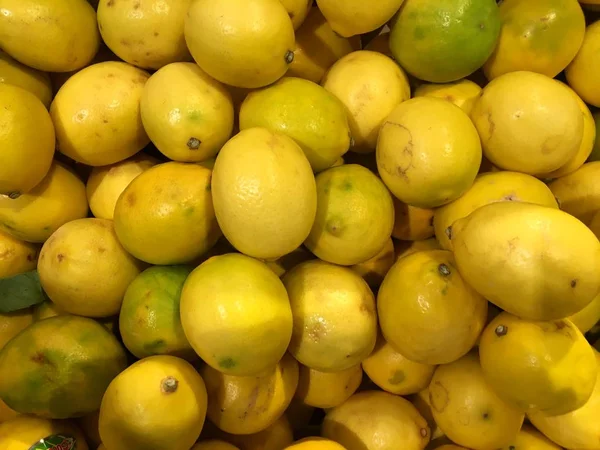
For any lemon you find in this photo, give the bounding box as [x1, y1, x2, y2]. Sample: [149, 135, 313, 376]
[391, 199, 435, 241]
[569, 292, 600, 334]
[316, 0, 405, 37]
[284, 438, 347, 450]
[240, 77, 351, 172]
[408, 388, 445, 441]
[280, 0, 312, 29]
[295, 363, 362, 409]
[202, 353, 298, 435]
[114, 162, 221, 265]
[566, 20, 600, 107]
[265, 246, 315, 278]
[86, 153, 158, 220]
[428, 351, 525, 449]
[549, 161, 600, 224]
[0, 50, 52, 108]
[99, 355, 208, 450]
[413, 79, 482, 115]
[180, 253, 293, 376]
[433, 171, 559, 250]
[321, 50, 410, 153]
[0, 84, 55, 197]
[141, 62, 234, 162]
[97, 0, 192, 70]
[184, 0, 295, 88]
[376, 97, 481, 208]
[50, 61, 150, 166]
[0, 0, 99, 72]
[448, 201, 600, 320]
[378, 249, 487, 365]
[211, 128, 317, 260]
[192, 441, 240, 450]
[0, 310, 33, 352]
[479, 312, 598, 415]
[0, 161, 88, 244]
[38, 218, 144, 318]
[350, 237, 396, 288]
[283, 260, 378, 372]
[470, 71, 583, 175]
[362, 334, 436, 396]
[498, 424, 562, 450]
[216, 415, 294, 450]
[394, 238, 441, 260]
[304, 164, 394, 265]
[322, 391, 430, 450]
[0, 416, 89, 450]
[591, 111, 600, 161]
[0, 231, 38, 279]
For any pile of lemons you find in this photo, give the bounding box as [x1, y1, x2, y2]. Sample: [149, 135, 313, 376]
[1, 0, 600, 449]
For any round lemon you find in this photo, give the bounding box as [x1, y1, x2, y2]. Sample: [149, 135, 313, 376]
[0, 415, 89, 450]
[279, 0, 312, 29]
[295, 363, 362, 409]
[391, 199, 435, 241]
[569, 292, 600, 334]
[0, 231, 38, 279]
[192, 441, 240, 450]
[284, 438, 347, 450]
[0, 309, 33, 352]
[350, 237, 396, 288]
[413, 79, 482, 115]
[549, 161, 600, 225]
[316, 0, 405, 37]
[0, 50, 52, 108]
[566, 20, 600, 107]
[395, 238, 441, 260]
[498, 424, 562, 450]
[217, 415, 294, 450]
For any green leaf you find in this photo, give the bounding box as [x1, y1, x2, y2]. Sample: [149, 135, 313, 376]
[0, 270, 47, 313]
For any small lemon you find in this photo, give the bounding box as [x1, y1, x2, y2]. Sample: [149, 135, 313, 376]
[316, 0, 405, 37]
[0, 309, 33, 352]
[295, 363, 362, 409]
[569, 292, 600, 334]
[0, 50, 52, 108]
[413, 79, 482, 115]
[0, 231, 38, 279]
[550, 161, 600, 225]
[566, 20, 600, 107]
[350, 237, 396, 288]
[279, 0, 312, 29]
[391, 199, 435, 241]
[215, 415, 294, 450]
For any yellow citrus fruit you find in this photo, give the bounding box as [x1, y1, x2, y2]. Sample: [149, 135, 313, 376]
[38, 218, 144, 317]
[97, 0, 192, 70]
[265, 246, 316, 279]
[316, 0, 405, 37]
[283, 260, 378, 372]
[184, 0, 295, 88]
[569, 292, 600, 334]
[413, 79, 482, 115]
[0, 50, 52, 108]
[470, 71, 583, 175]
[0, 309, 33, 352]
[140, 62, 234, 162]
[0, 231, 38, 279]
[304, 164, 395, 265]
[428, 351, 525, 449]
[408, 388, 445, 441]
[549, 161, 600, 225]
[284, 438, 347, 450]
[449, 201, 600, 320]
[99, 355, 208, 450]
[376, 97, 482, 208]
[350, 237, 396, 288]
[192, 441, 240, 450]
[378, 249, 487, 365]
[50, 61, 150, 166]
[180, 253, 293, 376]
[279, 0, 312, 29]
[321, 50, 410, 153]
[202, 353, 298, 435]
[0, 415, 89, 450]
[479, 312, 598, 415]
[497, 423, 562, 450]
[566, 20, 600, 107]
[391, 199, 434, 241]
[394, 238, 441, 260]
[211, 128, 317, 260]
[215, 415, 295, 450]
[295, 363, 362, 409]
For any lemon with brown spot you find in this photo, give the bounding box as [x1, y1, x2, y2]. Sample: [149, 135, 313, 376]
[304, 164, 394, 266]
[295, 363, 362, 409]
[321, 50, 411, 154]
[413, 79, 482, 115]
[549, 161, 600, 225]
[180, 253, 293, 376]
[283, 260, 377, 372]
[50, 61, 150, 166]
[433, 171, 559, 250]
[114, 161, 221, 265]
[480, 312, 597, 415]
[99, 355, 208, 450]
[566, 20, 600, 107]
[498, 424, 562, 450]
[470, 71, 583, 175]
[376, 97, 482, 208]
[378, 250, 487, 365]
[284, 438, 347, 449]
[0, 50, 52, 108]
[316, 0, 405, 37]
[0, 309, 33, 352]
[0, 231, 38, 279]
[192, 441, 240, 450]
[141, 62, 234, 162]
[350, 237, 396, 288]
[0, 415, 89, 450]
[38, 218, 144, 318]
[391, 199, 434, 241]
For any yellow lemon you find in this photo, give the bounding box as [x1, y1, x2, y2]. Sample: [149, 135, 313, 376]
[140, 62, 234, 162]
[566, 20, 600, 107]
[0, 231, 38, 279]
[322, 391, 430, 450]
[479, 312, 598, 415]
[211, 128, 317, 260]
[498, 424, 562, 450]
[0, 0, 99, 72]
[0, 162, 88, 243]
[284, 438, 347, 449]
[528, 351, 600, 449]
[408, 388, 445, 441]
[470, 71, 582, 175]
[590, 208, 600, 238]
[549, 161, 600, 224]
[391, 199, 435, 241]
[295, 363, 363, 409]
[97, 0, 192, 69]
[180, 253, 293, 376]
[350, 237, 396, 288]
[38, 218, 144, 317]
[0, 309, 33, 352]
[0, 84, 55, 197]
[362, 334, 436, 396]
[287, 8, 360, 83]
[0, 50, 52, 108]
[449, 201, 600, 320]
[50, 61, 150, 166]
[184, 0, 295, 88]
[394, 238, 441, 260]
[240, 77, 351, 172]
[376, 97, 481, 208]
[202, 353, 299, 435]
[279, 0, 312, 29]
[0, 416, 89, 450]
[283, 260, 378, 372]
[99, 355, 208, 450]
[321, 50, 410, 153]
[413, 79, 482, 115]
[569, 292, 600, 334]
[433, 171, 559, 250]
[114, 161, 221, 265]
[192, 441, 240, 450]
[378, 249, 487, 365]
[86, 153, 158, 220]
[304, 164, 394, 265]
[429, 351, 525, 449]
[316, 0, 405, 37]
[215, 415, 294, 450]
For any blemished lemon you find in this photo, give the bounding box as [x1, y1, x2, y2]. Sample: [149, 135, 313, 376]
[566, 20, 600, 107]
[413, 79, 482, 115]
[549, 161, 600, 225]
[0, 50, 52, 108]
[479, 312, 598, 416]
[376, 97, 482, 208]
[295, 363, 362, 409]
[0, 231, 38, 279]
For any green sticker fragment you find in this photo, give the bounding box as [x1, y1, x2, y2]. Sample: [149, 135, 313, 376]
[29, 434, 77, 450]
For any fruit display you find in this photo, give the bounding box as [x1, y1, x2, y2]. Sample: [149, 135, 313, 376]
[1, 0, 600, 449]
